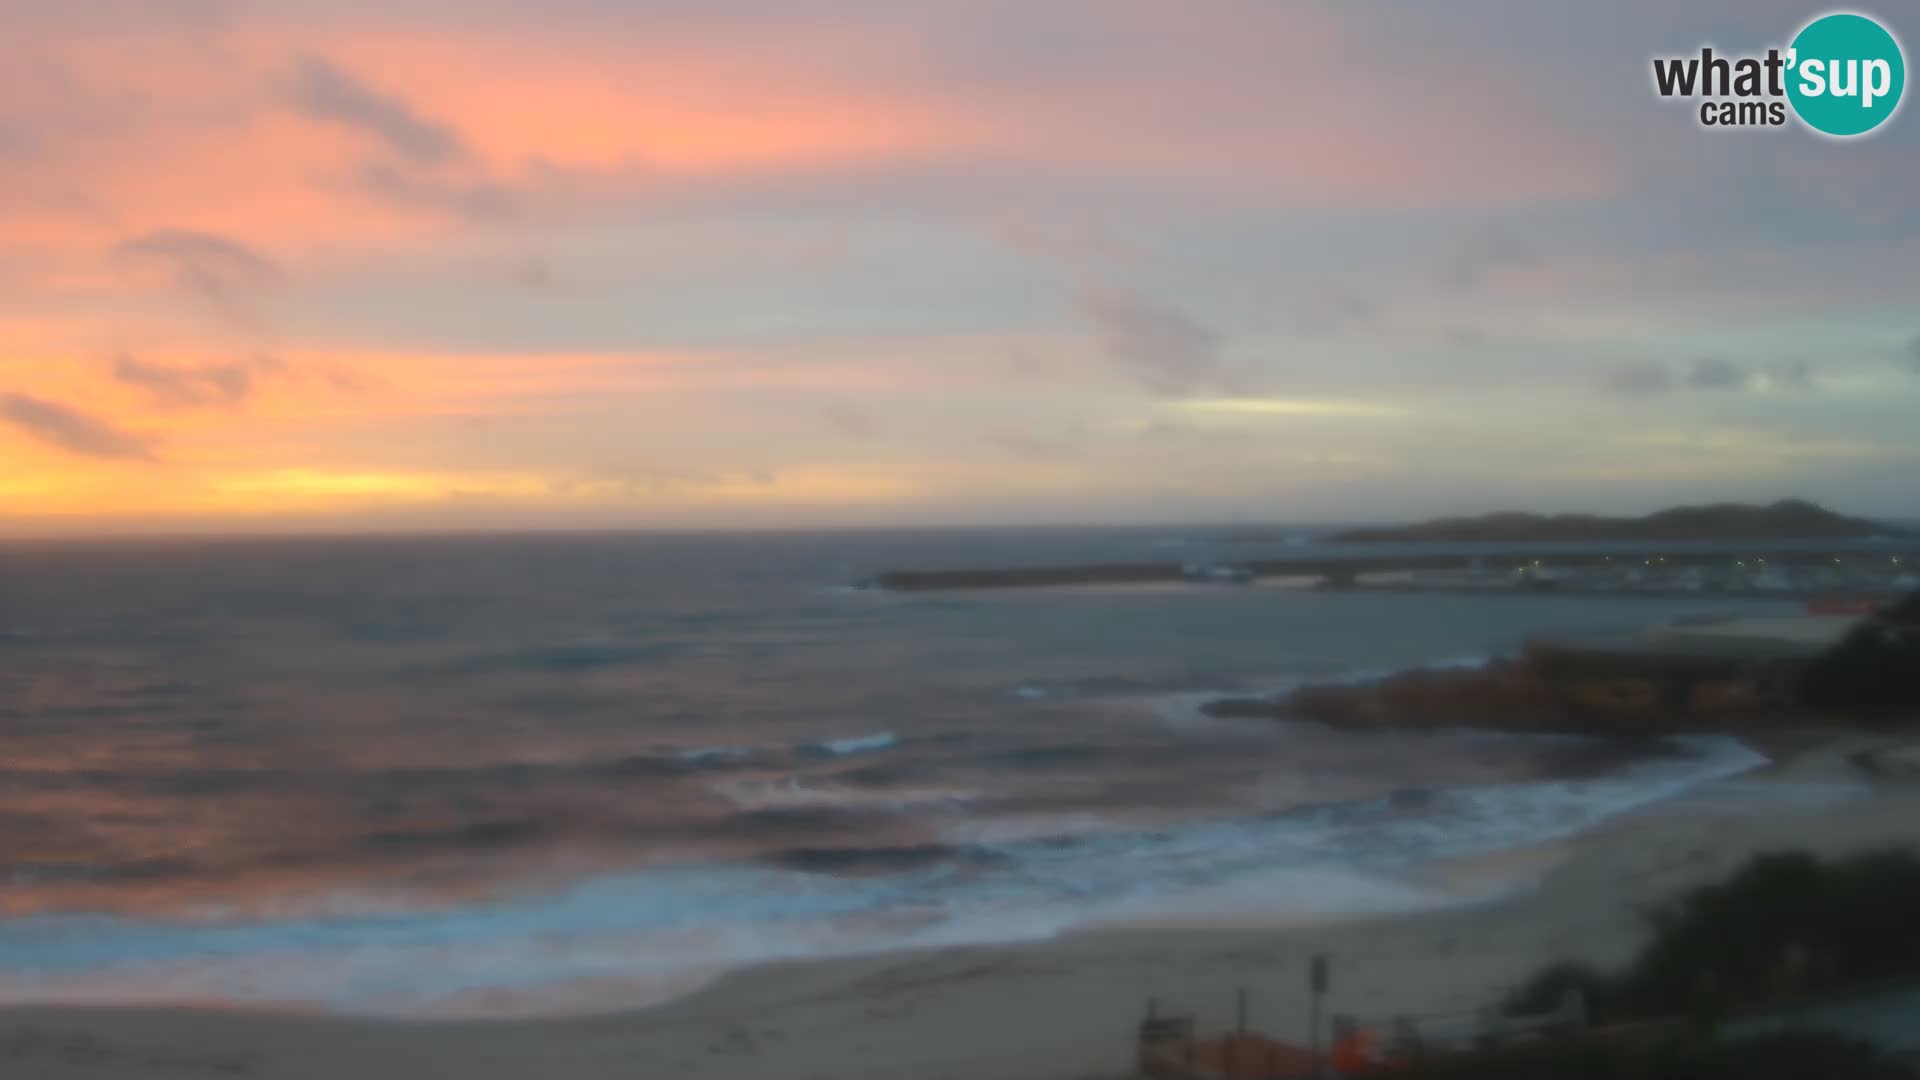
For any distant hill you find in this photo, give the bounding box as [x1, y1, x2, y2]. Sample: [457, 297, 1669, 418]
[1330, 499, 1903, 544]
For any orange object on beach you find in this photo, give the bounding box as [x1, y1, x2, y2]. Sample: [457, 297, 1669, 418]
[1227, 1035, 1318, 1078]
[1806, 593, 1886, 616]
[1175, 1034, 1320, 1079]
[1331, 1027, 1381, 1074]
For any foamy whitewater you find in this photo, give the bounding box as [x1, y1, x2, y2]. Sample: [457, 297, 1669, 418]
[0, 530, 1795, 1016]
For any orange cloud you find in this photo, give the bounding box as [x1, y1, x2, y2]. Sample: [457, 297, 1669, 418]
[0, 331, 1073, 525]
[0, 3, 1712, 532]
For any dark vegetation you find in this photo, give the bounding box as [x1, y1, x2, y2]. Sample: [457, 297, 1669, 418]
[1801, 592, 1920, 715]
[1393, 1031, 1917, 1080]
[1506, 850, 1920, 1026]
[1331, 498, 1898, 544]
[1205, 645, 1813, 735]
[1435, 851, 1920, 1078]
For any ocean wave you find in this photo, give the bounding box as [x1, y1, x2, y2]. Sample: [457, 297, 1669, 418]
[0, 732, 1763, 1018]
[967, 744, 1107, 770]
[933, 812, 1124, 847]
[5, 858, 202, 887]
[676, 745, 752, 763]
[711, 776, 980, 814]
[449, 640, 687, 674]
[760, 843, 1010, 876]
[718, 807, 877, 836]
[357, 818, 550, 856]
[0, 747, 759, 801]
[0, 766, 306, 796]
[807, 731, 898, 756]
[1313, 652, 1498, 689]
[0, 865, 1080, 1017]
[0, 729, 879, 815]
[830, 759, 944, 788]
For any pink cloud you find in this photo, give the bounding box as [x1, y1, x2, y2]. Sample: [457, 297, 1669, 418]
[0, 0, 1626, 265]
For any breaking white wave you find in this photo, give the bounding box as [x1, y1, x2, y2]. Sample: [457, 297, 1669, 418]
[0, 734, 1765, 1019]
[811, 731, 898, 756]
[675, 745, 752, 763]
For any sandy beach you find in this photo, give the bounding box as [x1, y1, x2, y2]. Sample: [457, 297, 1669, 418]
[4, 732, 1917, 1080]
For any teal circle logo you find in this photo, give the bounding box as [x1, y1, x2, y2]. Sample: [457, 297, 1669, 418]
[1787, 12, 1905, 136]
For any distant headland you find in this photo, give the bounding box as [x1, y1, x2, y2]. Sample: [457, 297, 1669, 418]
[858, 499, 1917, 593]
[1329, 499, 1902, 545]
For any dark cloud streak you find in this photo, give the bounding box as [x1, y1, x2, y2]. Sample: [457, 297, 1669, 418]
[821, 403, 877, 439]
[111, 355, 275, 408]
[1596, 361, 1674, 396]
[288, 55, 468, 165]
[1685, 357, 1746, 391]
[1598, 357, 1819, 397]
[1080, 288, 1228, 397]
[0, 392, 154, 460]
[114, 230, 286, 326]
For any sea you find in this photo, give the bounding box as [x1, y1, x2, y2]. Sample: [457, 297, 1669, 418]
[0, 528, 1797, 1017]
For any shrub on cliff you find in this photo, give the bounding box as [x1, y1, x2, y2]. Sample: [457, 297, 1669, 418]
[1508, 849, 1920, 1025]
[1631, 850, 1920, 1015]
[1800, 592, 1920, 716]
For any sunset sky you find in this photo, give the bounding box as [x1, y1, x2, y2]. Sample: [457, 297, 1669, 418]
[3, 0, 1917, 534]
